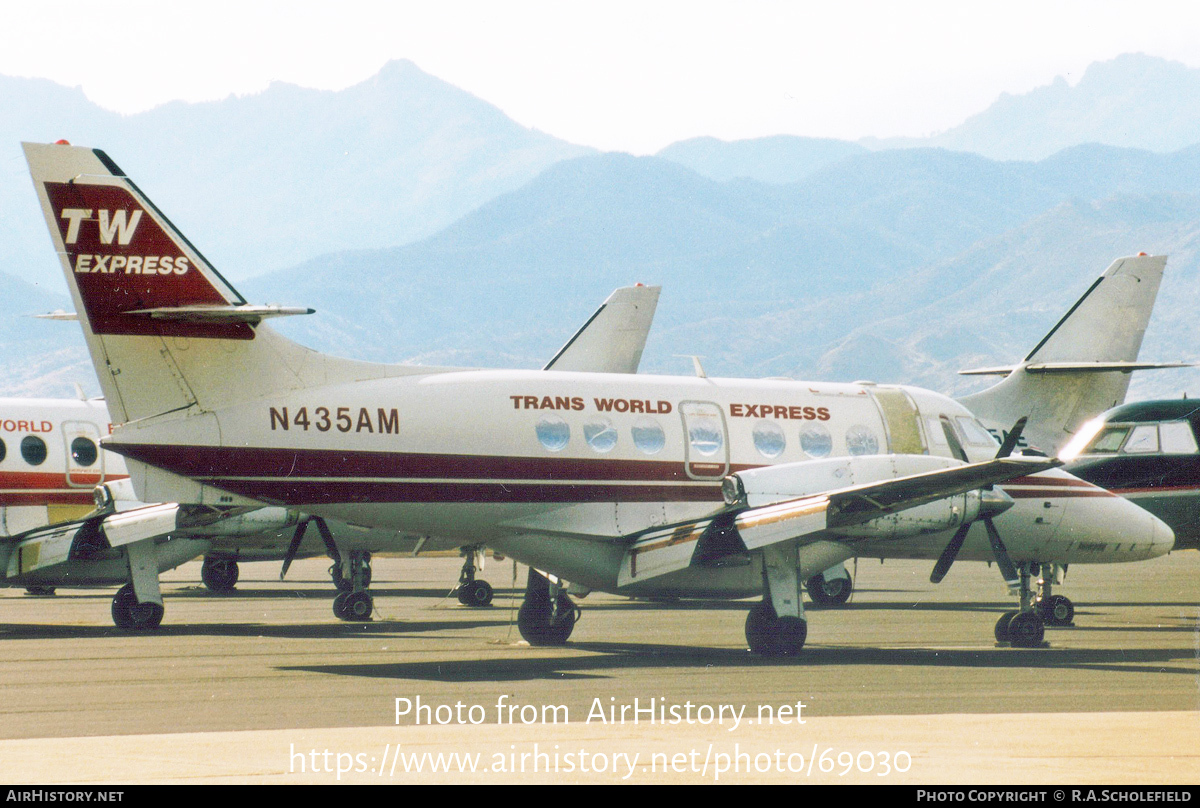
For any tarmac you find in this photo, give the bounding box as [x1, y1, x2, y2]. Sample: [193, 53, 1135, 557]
[1, 551, 1197, 784]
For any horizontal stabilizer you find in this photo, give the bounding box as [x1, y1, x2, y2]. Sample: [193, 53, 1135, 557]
[126, 304, 314, 324]
[960, 361, 1193, 376]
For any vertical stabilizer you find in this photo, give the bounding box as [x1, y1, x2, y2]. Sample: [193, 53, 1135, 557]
[23, 141, 417, 427]
[959, 254, 1168, 453]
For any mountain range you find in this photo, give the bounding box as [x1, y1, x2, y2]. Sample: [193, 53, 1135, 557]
[6, 53, 1200, 405]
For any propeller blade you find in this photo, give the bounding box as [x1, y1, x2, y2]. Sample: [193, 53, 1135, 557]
[930, 522, 971, 583]
[940, 415, 969, 462]
[312, 516, 342, 566]
[983, 517, 1020, 587]
[995, 416, 1028, 459]
[279, 517, 310, 580]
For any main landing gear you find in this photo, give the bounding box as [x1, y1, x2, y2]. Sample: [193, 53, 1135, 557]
[456, 546, 494, 607]
[517, 568, 578, 646]
[201, 554, 239, 593]
[805, 566, 852, 607]
[331, 551, 374, 622]
[112, 583, 164, 630]
[111, 539, 165, 630]
[746, 543, 806, 656]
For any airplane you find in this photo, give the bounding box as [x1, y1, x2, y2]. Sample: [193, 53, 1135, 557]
[0, 286, 661, 624]
[1059, 397, 1200, 554]
[21, 140, 1174, 654]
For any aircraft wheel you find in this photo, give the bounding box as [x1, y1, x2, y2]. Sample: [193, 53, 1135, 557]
[458, 580, 494, 607]
[1007, 611, 1045, 648]
[517, 593, 576, 646]
[1037, 595, 1074, 626]
[201, 556, 239, 593]
[745, 602, 807, 656]
[806, 572, 852, 607]
[24, 586, 56, 596]
[994, 610, 1018, 643]
[111, 584, 164, 630]
[333, 591, 351, 620]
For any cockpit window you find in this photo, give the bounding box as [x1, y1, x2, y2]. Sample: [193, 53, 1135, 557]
[1086, 426, 1130, 454]
[954, 416, 999, 447]
[1123, 425, 1159, 454]
[1160, 421, 1199, 454]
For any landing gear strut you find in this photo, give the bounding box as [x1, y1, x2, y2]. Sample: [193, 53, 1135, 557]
[994, 563, 1045, 648]
[746, 542, 806, 656]
[456, 546, 494, 607]
[517, 568, 577, 645]
[201, 555, 239, 592]
[332, 550, 373, 621]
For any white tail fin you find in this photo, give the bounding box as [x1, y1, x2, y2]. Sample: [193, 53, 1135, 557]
[959, 254, 1169, 454]
[23, 141, 416, 427]
[544, 284, 661, 373]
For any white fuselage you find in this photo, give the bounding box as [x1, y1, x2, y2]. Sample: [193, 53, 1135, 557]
[104, 370, 1173, 595]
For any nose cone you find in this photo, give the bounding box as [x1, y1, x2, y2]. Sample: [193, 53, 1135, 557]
[1061, 482, 1175, 561]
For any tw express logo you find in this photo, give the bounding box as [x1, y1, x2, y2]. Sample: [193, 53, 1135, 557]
[58, 207, 191, 276]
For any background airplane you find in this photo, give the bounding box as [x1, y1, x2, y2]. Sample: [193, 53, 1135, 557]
[1060, 398, 1200, 552]
[20, 140, 1175, 655]
[0, 285, 660, 626]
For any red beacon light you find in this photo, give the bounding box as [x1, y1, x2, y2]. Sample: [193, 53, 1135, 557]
[54, 139, 71, 145]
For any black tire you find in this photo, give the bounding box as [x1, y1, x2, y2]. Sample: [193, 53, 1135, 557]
[1007, 611, 1045, 648]
[201, 556, 239, 593]
[774, 616, 808, 656]
[111, 584, 164, 630]
[333, 591, 351, 620]
[745, 602, 779, 654]
[806, 572, 852, 607]
[462, 580, 494, 608]
[994, 610, 1018, 643]
[24, 586, 56, 596]
[517, 594, 576, 646]
[1038, 595, 1074, 626]
[343, 591, 373, 621]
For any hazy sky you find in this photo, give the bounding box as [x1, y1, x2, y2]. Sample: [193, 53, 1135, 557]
[5, 1, 1200, 153]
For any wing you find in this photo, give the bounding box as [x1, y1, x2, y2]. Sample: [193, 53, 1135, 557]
[617, 454, 1059, 586]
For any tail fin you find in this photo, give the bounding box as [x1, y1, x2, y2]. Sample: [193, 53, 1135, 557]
[959, 254, 1172, 454]
[544, 284, 661, 373]
[23, 141, 405, 426]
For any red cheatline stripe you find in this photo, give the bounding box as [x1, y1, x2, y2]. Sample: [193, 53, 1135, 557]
[1003, 475, 1100, 488]
[108, 442, 753, 483]
[1006, 490, 1115, 499]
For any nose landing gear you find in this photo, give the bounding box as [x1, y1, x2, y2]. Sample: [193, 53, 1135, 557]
[456, 546, 494, 607]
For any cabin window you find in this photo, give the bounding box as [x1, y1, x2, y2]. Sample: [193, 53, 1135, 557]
[631, 417, 665, 455]
[71, 437, 98, 467]
[800, 423, 833, 458]
[535, 415, 570, 452]
[0, 438, 5, 463]
[955, 416, 998, 447]
[21, 436, 47, 466]
[846, 425, 880, 456]
[688, 415, 724, 457]
[583, 417, 618, 454]
[1087, 426, 1129, 454]
[1159, 421, 1199, 454]
[1123, 425, 1159, 454]
[752, 420, 786, 459]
